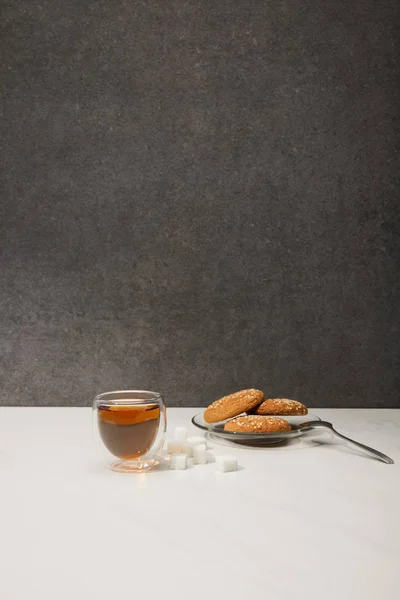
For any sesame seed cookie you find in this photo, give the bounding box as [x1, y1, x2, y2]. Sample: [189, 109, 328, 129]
[203, 389, 264, 423]
[224, 415, 291, 433]
[251, 398, 308, 416]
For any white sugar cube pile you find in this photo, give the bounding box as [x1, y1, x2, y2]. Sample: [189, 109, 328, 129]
[166, 427, 240, 473]
[216, 456, 238, 473]
[169, 454, 188, 470]
[183, 436, 209, 456]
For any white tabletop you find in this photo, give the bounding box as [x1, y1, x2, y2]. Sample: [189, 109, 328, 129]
[0, 407, 399, 600]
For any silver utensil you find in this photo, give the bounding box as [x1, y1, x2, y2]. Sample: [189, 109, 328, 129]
[298, 420, 394, 464]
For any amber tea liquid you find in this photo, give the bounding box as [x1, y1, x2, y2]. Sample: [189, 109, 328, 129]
[98, 403, 160, 459]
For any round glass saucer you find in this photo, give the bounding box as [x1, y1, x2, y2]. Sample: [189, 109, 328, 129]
[191, 412, 321, 446]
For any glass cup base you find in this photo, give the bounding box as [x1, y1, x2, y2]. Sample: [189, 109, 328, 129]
[110, 459, 159, 473]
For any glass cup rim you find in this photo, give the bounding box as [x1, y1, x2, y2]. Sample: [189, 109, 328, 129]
[94, 390, 163, 406]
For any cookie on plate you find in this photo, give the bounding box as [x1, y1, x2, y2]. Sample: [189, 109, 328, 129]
[203, 389, 264, 423]
[224, 415, 291, 433]
[251, 398, 308, 416]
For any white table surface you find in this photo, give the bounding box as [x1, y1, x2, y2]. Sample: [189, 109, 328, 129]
[0, 407, 399, 600]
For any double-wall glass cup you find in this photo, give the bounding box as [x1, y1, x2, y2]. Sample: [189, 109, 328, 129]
[93, 390, 166, 473]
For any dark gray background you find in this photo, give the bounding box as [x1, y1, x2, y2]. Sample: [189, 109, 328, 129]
[1, 0, 399, 407]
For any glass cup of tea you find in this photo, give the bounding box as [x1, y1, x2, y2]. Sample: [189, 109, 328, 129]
[93, 390, 167, 473]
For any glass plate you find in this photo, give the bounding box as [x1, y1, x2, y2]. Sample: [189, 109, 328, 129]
[191, 412, 321, 445]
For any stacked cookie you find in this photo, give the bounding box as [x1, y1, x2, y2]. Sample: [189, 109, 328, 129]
[204, 389, 308, 433]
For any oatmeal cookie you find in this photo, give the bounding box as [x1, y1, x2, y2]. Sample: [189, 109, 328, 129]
[252, 398, 308, 416]
[203, 389, 264, 423]
[224, 415, 291, 433]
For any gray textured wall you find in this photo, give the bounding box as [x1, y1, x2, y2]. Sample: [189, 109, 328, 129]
[1, 1, 399, 407]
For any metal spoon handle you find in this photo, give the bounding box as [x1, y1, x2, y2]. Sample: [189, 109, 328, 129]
[299, 421, 394, 465]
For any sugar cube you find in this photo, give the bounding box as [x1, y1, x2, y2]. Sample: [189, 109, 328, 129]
[216, 456, 238, 473]
[174, 427, 188, 442]
[167, 440, 183, 454]
[182, 442, 193, 457]
[192, 443, 207, 464]
[169, 454, 188, 470]
[187, 436, 206, 447]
